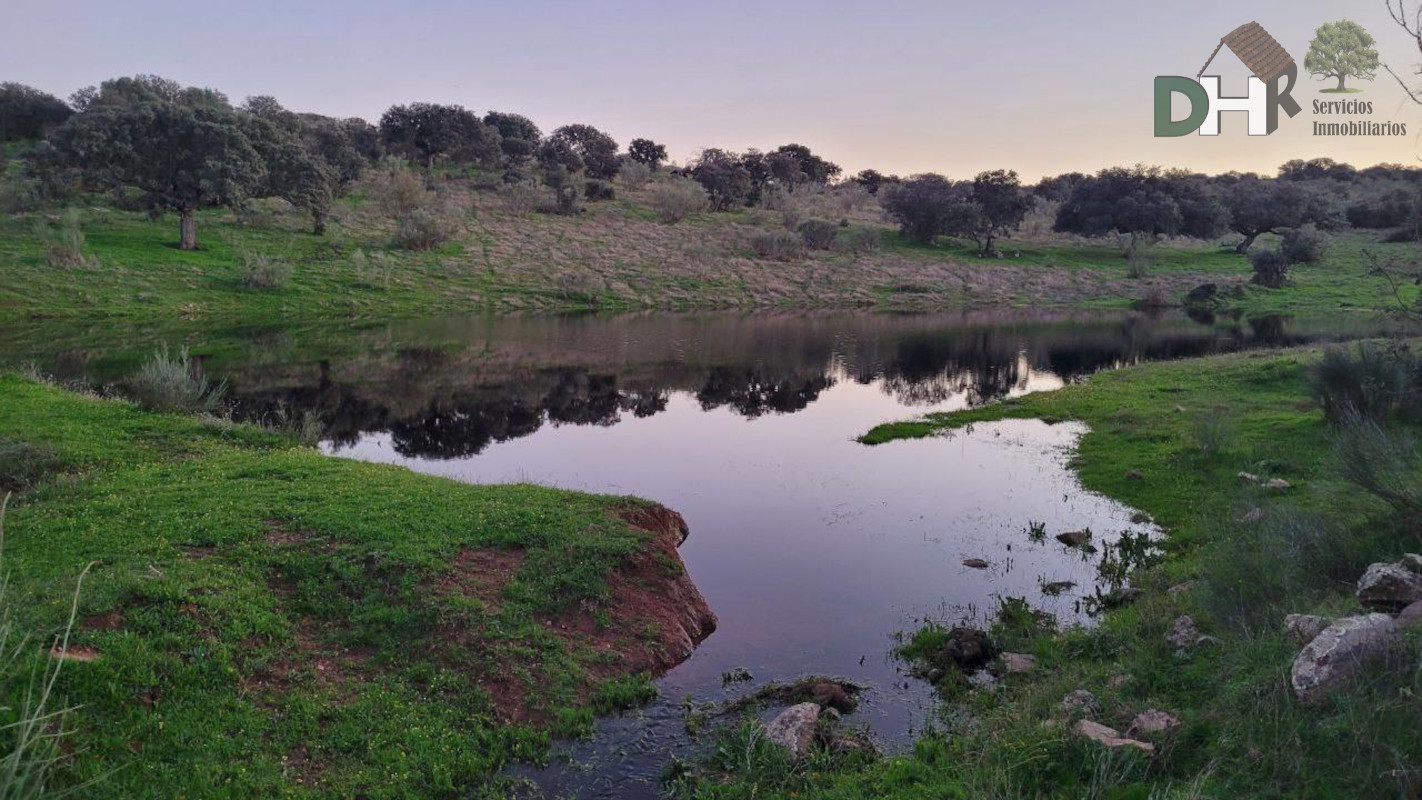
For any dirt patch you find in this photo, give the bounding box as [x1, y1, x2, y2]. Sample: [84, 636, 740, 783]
[437, 547, 527, 611]
[262, 519, 314, 547]
[50, 644, 100, 662]
[81, 610, 125, 631]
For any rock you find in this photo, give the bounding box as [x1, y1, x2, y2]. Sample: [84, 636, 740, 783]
[1125, 470, 1144, 481]
[1263, 478, 1291, 490]
[1401, 553, 1422, 574]
[941, 627, 998, 671]
[998, 652, 1036, 674]
[1283, 614, 1332, 644]
[1238, 508, 1265, 523]
[763, 703, 820, 758]
[1126, 710, 1179, 737]
[1174, 404, 1187, 413]
[1074, 719, 1154, 753]
[1167, 581, 1196, 597]
[1290, 614, 1398, 702]
[1060, 689, 1101, 718]
[1356, 562, 1422, 611]
[1166, 615, 1201, 650]
[1056, 530, 1092, 548]
[1396, 600, 1422, 630]
[1237, 471, 1260, 484]
[1107, 674, 1129, 689]
[962, 558, 989, 569]
[809, 681, 857, 713]
[1130, 512, 1152, 524]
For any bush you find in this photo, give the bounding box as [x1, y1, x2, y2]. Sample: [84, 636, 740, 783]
[238, 251, 292, 290]
[750, 230, 803, 260]
[128, 345, 227, 413]
[351, 248, 394, 288]
[584, 179, 615, 201]
[34, 209, 97, 269]
[648, 178, 707, 224]
[618, 160, 651, 190]
[0, 439, 59, 493]
[393, 207, 459, 251]
[370, 164, 428, 220]
[1334, 411, 1422, 517]
[1280, 225, 1329, 265]
[1308, 342, 1418, 423]
[1249, 248, 1290, 288]
[833, 226, 882, 254]
[498, 181, 547, 216]
[796, 219, 837, 250]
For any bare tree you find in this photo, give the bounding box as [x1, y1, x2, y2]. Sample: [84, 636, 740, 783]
[1384, 0, 1422, 104]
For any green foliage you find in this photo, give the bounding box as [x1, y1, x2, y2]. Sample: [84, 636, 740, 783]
[237, 251, 292, 290]
[797, 218, 838, 250]
[749, 230, 803, 260]
[1308, 341, 1419, 423]
[1305, 20, 1380, 91]
[128, 345, 227, 413]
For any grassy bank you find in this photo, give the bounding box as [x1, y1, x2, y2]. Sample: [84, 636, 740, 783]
[2, 180, 1414, 324]
[0, 374, 696, 798]
[675, 346, 1422, 798]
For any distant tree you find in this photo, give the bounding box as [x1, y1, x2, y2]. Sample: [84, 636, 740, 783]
[1033, 172, 1086, 202]
[49, 97, 265, 249]
[341, 118, 382, 161]
[0, 83, 72, 141]
[852, 169, 897, 195]
[536, 137, 584, 215]
[379, 103, 497, 169]
[968, 170, 1033, 254]
[880, 174, 979, 244]
[689, 148, 752, 211]
[1304, 20, 1380, 91]
[548, 124, 619, 179]
[738, 149, 771, 204]
[70, 75, 228, 112]
[1278, 158, 1357, 182]
[773, 144, 841, 185]
[1054, 166, 1226, 254]
[484, 111, 541, 165]
[766, 151, 806, 192]
[241, 115, 338, 235]
[627, 138, 667, 168]
[1221, 177, 1339, 252]
[240, 95, 300, 130]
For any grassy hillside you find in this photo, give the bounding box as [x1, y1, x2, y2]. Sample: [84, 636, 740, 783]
[0, 373, 705, 798]
[1, 169, 1413, 324]
[671, 345, 1422, 798]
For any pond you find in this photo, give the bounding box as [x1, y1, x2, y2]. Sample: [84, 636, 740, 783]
[0, 309, 1396, 798]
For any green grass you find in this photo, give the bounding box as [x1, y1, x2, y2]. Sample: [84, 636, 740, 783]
[677, 345, 1422, 798]
[0, 374, 674, 798]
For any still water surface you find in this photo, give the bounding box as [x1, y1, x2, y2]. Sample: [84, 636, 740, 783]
[0, 309, 1391, 798]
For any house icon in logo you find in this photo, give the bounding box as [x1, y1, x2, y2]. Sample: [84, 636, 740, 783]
[1155, 22, 1302, 137]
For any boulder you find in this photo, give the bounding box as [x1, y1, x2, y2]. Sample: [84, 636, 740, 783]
[1237, 471, 1260, 484]
[1127, 710, 1179, 737]
[941, 627, 998, 671]
[1166, 615, 1201, 650]
[1056, 530, 1092, 548]
[1402, 553, 1422, 574]
[962, 558, 989, 569]
[1290, 614, 1398, 702]
[1060, 689, 1100, 718]
[1283, 614, 1332, 645]
[1396, 600, 1422, 630]
[1074, 720, 1154, 753]
[1263, 479, 1291, 490]
[1356, 562, 1422, 611]
[997, 652, 1036, 674]
[763, 703, 820, 759]
[808, 681, 857, 713]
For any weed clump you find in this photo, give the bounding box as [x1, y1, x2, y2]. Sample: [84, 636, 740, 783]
[34, 209, 98, 269]
[796, 219, 838, 250]
[237, 251, 292, 290]
[750, 230, 803, 261]
[128, 345, 226, 413]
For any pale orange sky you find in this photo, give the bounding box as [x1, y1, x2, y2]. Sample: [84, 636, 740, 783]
[4, 0, 1421, 180]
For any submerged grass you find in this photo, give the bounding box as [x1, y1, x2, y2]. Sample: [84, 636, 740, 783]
[0, 373, 675, 797]
[677, 345, 1422, 798]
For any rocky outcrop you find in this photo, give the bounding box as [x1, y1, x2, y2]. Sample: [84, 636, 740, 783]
[1060, 689, 1101, 718]
[764, 703, 820, 759]
[1167, 615, 1201, 650]
[1398, 600, 1422, 630]
[997, 652, 1036, 674]
[941, 627, 999, 671]
[1290, 614, 1398, 702]
[1356, 562, 1422, 611]
[1127, 710, 1179, 737]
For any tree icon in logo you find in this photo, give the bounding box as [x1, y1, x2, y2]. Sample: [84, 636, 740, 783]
[1305, 20, 1380, 93]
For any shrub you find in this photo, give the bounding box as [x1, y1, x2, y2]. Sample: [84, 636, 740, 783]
[393, 207, 459, 251]
[370, 164, 428, 220]
[0, 440, 59, 493]
[1126, 248, 1151, 279]
[1334, 411, 1422, 517]
[269, 404, 325, 447]
[1249, 248, 1290, 288]
[238, 251, 292, 290]
[351, 248, 394, 288]
[750, 230, 803, 260]
[1308, 342, 1417, 423]
[1280, 224, 1329, 265]
[648, 178, 707, 224]
[498, 181, 547, 216]
[833, 226, 882, 254]
[34, 209, 97, 269]
[618, 160, 651, 190]
[128, 345, 227, 413]
[796, 219, 837, 250]
[584, 179, 615, 201]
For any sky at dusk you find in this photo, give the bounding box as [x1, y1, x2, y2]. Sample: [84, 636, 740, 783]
[5, 0, 1422, 180]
